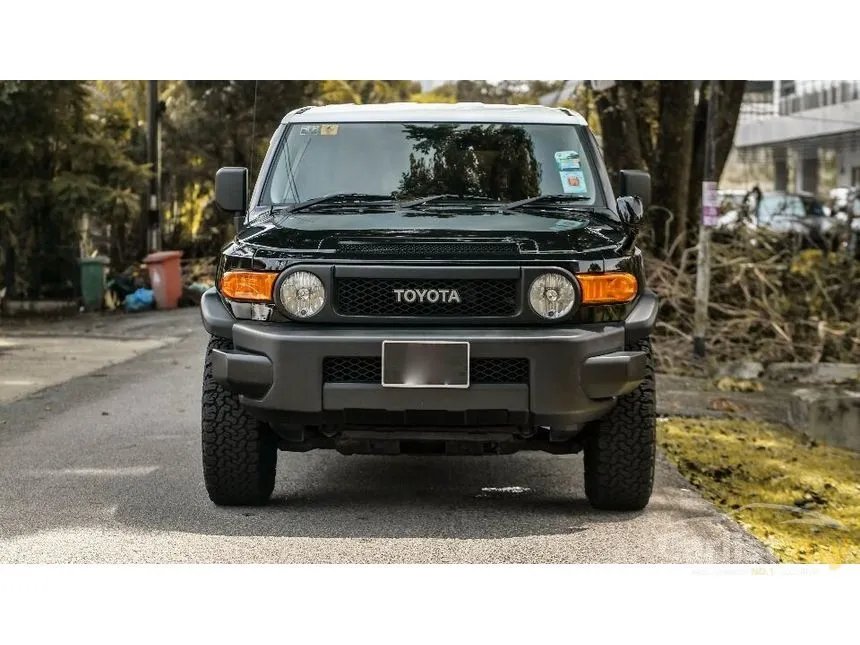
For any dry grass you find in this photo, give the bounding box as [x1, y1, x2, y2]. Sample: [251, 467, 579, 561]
[657, 417, 860, 563]
[645, 229, 860, 375]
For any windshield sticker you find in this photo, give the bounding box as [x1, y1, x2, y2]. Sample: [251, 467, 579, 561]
[320, 124, 339, 136]
[554, 150, 580, 170]
[299, 125, 320, 136]
[560, 170, 587, 194]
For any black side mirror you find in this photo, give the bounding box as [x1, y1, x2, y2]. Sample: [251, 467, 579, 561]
[619, 169, 651, 209]
[616, 195, 645, 229]
[215, 167, 249, 214]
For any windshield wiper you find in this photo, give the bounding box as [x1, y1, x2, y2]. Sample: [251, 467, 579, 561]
[501, 194, 625, 230]
[276, 193, 396, 213]
[503, 194, 592, 211]
[400, 194, 496, 209]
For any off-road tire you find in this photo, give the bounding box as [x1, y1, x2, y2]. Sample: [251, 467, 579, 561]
[202, 335, 277, 506]
[583, 337, 656, 511]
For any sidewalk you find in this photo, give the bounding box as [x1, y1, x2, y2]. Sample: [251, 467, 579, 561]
[656, 373, 799, 427]
[0, 308, 200, 404]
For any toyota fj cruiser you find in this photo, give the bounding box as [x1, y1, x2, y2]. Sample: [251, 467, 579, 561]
[200, 102, 658, 510]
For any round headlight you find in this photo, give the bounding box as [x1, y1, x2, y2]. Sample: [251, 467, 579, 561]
[279, 271, 326, 319]
[528, 273, 576, 319]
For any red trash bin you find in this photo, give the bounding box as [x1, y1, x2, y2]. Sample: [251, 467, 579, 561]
[143, 250, 184, 310]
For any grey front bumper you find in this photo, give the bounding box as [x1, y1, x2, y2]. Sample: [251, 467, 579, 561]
[202, 289, 658, 426]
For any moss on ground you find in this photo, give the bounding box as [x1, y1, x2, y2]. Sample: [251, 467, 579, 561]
[657, 417, 860, 563]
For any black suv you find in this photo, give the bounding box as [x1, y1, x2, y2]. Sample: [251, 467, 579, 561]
[200, 103, 658, 511]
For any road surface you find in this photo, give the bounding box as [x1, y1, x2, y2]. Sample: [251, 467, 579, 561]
[0, 309, 775, 563]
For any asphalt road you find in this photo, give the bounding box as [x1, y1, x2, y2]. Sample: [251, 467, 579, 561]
[0, 310, 775, 563]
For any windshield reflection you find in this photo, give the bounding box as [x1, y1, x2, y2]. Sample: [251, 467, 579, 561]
[261, 122, 598, 207]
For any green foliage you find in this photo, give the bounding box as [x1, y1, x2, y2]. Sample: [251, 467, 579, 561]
[158, 80, 422, 255]
[159, 81, 318, 254]
[0, 79, 570, 299]
[433, 80, 565, 105]
[0, 81, 149, 299]
[316, 80, 419, 105]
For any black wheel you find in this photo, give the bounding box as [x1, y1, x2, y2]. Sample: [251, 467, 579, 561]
[583, 337, 656, 511]
[202, 335, 277, 506]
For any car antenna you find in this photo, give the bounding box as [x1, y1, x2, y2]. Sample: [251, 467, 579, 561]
[237, 80, 260, 233]
[249, 80, 258, 185]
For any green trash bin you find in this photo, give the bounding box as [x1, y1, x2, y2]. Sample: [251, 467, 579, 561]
[79, 256, 110, 311]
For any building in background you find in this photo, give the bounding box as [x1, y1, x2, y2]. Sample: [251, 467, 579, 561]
[732, 80, 860, 196]
[536, 80, 860, 197]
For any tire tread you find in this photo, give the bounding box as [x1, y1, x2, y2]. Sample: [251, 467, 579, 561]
[583, 337, 656, 511]
[201, 335, 277, 506]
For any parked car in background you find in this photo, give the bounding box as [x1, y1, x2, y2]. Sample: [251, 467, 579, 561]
[716, 189, 848, 252]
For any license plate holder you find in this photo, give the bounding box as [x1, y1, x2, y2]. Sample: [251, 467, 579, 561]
[381, 341, 470, 388]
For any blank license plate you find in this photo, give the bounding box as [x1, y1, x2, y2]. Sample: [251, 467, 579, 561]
[382, 341, 470, 388]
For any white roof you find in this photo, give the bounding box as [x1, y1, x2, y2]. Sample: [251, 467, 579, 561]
[283, 102, 588, 126]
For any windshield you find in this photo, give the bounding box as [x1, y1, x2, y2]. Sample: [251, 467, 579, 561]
[260, 122, 600, 207]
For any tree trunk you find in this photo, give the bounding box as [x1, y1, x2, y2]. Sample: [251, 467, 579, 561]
[686, 80, 746, 242]
[594, 82, 647, 190]
[594, 80, 745, 258]
[2, 241, 14, 300]
[594, 85, 625, 188]
[633, 81, 659, 171]
[650, 81, 695, 258]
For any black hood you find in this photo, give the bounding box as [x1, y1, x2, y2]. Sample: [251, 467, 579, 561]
[236, 208, 625, 256]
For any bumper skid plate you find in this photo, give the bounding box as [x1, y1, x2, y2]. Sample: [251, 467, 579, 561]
[208, 332, 644, 428]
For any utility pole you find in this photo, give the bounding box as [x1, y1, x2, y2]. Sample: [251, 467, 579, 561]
[146, 80, 161, 253]
[693, 81, 720, 360]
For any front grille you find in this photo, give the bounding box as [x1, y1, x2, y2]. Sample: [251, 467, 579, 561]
[337, 241, 519, 257]
[470, 358, 530, 384]
[323, 357, 529, 385]
[323, 357, 381, 384]
[334, 278, 518, 317]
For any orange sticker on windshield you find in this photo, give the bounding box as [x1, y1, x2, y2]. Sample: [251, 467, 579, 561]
[560, 170, 587, 194]
[320, 124, 339, 136]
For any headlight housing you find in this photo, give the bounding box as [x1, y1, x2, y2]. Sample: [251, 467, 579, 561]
[528, 272, 577, 319]
[279, 271, 326, 319]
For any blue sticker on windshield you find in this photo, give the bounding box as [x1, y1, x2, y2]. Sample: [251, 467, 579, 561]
[560, 170, 587, 194]
[554, 150, 580, 170]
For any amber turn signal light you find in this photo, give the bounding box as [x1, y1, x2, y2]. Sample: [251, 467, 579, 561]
[220, 271, 277, 302]
[576, 272, 638, 304]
